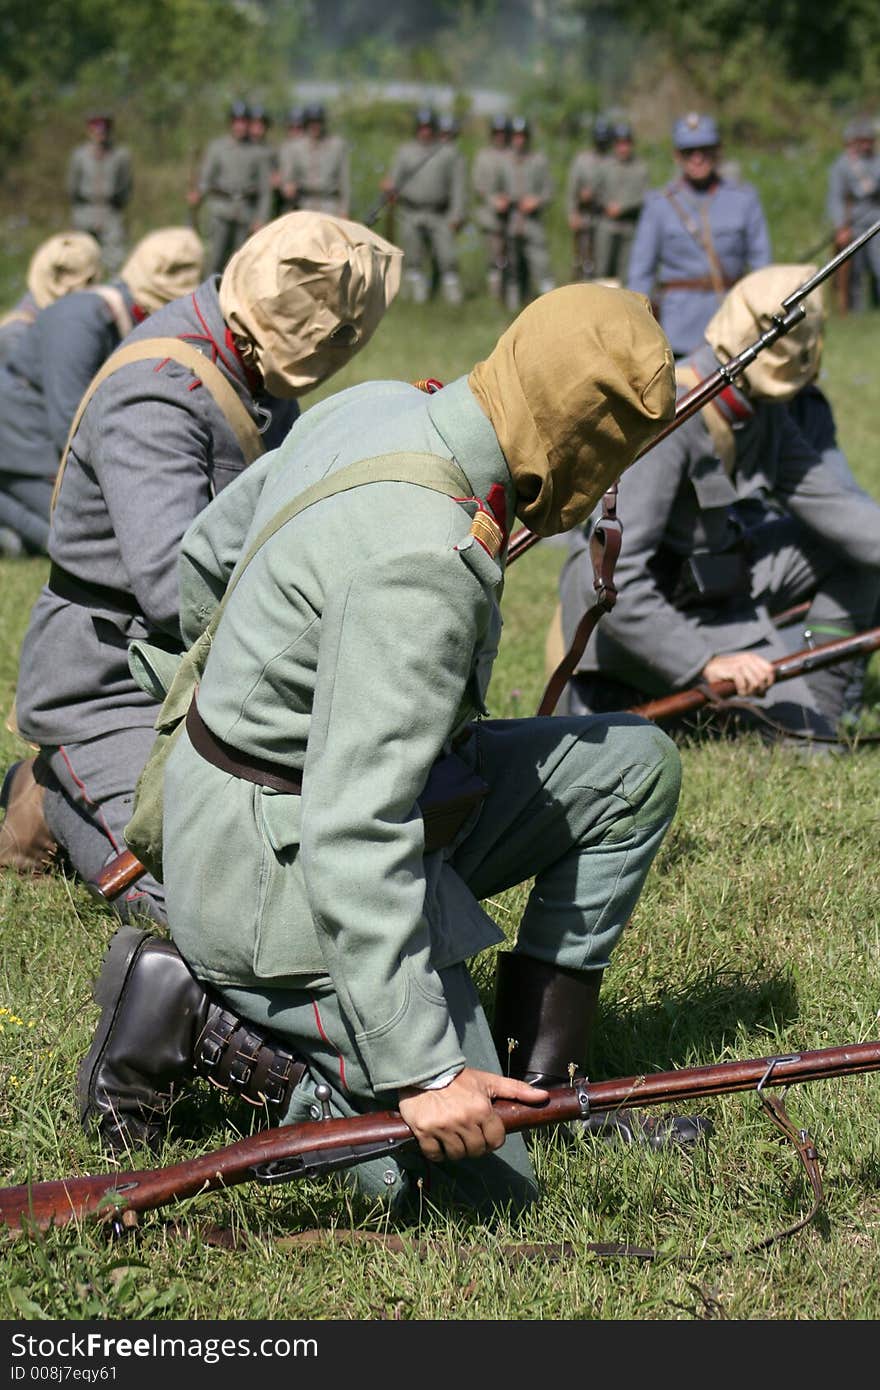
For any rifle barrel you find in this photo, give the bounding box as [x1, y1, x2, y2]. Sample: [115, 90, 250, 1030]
[3, 1038, 879, 1232]
[630, 625, 880, 724]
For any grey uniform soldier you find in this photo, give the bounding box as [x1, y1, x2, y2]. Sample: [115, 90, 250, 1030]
[826, 117, 880, 312]
[67, 115, 133, 273]
[77, 284, 709, 1211]
[560, 265, 880, 744]
[1, 215, 402, 917]
[592, 122, 649, 284]
[628, 113, 772, 356]
[383, 109, 467, 305]
[277, 108, 306, 214]
[498, 116, 554, 312]
[189, 103, 272, 276]
[0, 232, 102, 373]
[566, 114, 612, 281]
[277, 104, 350, 217]
[0, 228, 202, 558]
[471, 115, 512, 300]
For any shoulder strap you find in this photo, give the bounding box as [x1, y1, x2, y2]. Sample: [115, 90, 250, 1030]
[664, 186, 727, 295]
[50, 336, 265, 513]
[210, 452, 472, 639]
[0, 308, 36, 333]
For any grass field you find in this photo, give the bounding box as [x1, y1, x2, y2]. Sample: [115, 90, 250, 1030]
[1, 288, 880, 1322]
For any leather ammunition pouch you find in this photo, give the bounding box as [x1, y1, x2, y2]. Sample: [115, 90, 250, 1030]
[673, 544, 753, 608]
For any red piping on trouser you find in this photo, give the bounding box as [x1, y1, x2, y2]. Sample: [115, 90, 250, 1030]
[312, 999, 348, 1091]
[56, 746, 120, 851]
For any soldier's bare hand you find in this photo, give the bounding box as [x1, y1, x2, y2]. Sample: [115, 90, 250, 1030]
[398, 1068, 547, 1164]
[703, 651, 775, 696]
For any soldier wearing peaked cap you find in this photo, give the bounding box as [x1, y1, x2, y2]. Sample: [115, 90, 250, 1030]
[189, 103, 273, 275]
[0, 227, 203, 559]
[73, 284, 711, 1193]
[1, 215, 402, 911]
[627, 112, 772, 355]
[559, 265, 880, 744]
[67, 114, 133, 273]
[826, 116, 880, 311]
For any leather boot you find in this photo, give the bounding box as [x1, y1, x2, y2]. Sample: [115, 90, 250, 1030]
[77, 925, 307, 1153]
[0, 758, 59, 873]
[492, 951, 711, 1151]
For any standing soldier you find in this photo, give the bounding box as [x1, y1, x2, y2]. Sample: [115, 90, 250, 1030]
[382, 109, 466, 305]
[566, 114, 612, 281]
[627, 112, 771, 357]
[499, 116, 554, 313]
[277, 104, 351, 218]
[248, 103, 280, 224]
[826, 117, 880, 312]
[277, 107, 306, 213]
[592, 120, 649, 284]
[66, 114, 133, 273]
[189, 102, 270, 276]
[471, 114, 512, 301]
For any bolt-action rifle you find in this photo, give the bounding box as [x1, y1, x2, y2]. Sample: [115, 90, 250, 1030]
[362, 140, 448, 230]
[630, 624, 880, 725]
[2, 1039, 878, 1235]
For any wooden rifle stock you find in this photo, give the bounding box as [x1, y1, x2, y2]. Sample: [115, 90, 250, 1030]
[90, 848, 147, 902]
[507, 216, 880, 567]
[2, 1039, 878, 1233]
[630, 624, 880, 724]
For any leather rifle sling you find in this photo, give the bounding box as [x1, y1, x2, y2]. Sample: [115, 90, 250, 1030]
[536, 484, 622, 717]
[50, 336, 265, 513]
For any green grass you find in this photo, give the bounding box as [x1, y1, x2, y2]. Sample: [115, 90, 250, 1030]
[2, 293, 880, 1321]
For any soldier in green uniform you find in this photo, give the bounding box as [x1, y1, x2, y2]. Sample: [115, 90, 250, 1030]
[248, 103, 279, 222]
[566, 114, 612, 281]
[277, 104, 351, 218]
[471, 115, 512, 300]
[189, 102, 272, 276]
[66, 114, 133, 273]
[592, 121, 649, 284]
[382, 109, 467, 304]
[77, 284, 708, 1211]
[499, 116, 555, 312]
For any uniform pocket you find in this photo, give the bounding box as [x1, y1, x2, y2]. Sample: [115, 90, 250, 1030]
[258, 786, 303, 854]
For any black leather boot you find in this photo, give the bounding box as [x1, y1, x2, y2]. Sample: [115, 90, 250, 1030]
[491, 951, 712, 1151]
[77, 925, 307, 1153]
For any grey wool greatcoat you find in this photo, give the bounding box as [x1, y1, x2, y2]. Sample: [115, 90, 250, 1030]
[0, 282, 141, 553]
[157, 375, 681, 1210]
[560, 345, 880, 734]
[14, 277, 298, 913]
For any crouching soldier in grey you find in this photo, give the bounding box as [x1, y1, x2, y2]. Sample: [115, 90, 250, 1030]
[77, 284, 709, 1218]
[1, 214, 402, 917]
[0, 227, 203, 558]
[559, 265, 880, 745]
[0, 232, 102, 371]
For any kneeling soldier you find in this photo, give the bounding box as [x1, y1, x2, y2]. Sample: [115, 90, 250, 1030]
[77, 284, 709, 1215]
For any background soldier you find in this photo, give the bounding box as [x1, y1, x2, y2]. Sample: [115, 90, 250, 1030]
[248, 103, 279, 223]
[499, 115, 555, 312]
[277, 107, 306, 213]
[189, 101, 271, 276]
[592, 120, 648, 284]
[627, 112, 772, 356]
[277, 104, 351, 218]
[826, 116, 880, 312]
[382, 108, 466, 304]
[471, 114, 511, 300]
[66, 114, 133, 273]
[566, 114, 612, 281]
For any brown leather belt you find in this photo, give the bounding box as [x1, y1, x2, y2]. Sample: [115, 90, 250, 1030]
[660, 276, 737, 291]
[186, 697, 303, 795]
